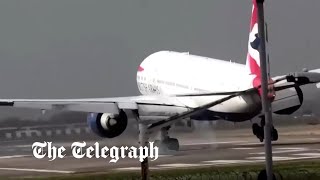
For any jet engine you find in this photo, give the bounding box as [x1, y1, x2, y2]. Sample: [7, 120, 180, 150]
[273, 86, 303, 115]
[87, 110, 128, 138]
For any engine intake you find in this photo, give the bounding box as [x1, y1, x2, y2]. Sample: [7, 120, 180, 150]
[87, 110, 128, 138]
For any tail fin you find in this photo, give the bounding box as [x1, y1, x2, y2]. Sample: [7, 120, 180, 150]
[246, 0, 261, 79]
[246, 1, 275, 99]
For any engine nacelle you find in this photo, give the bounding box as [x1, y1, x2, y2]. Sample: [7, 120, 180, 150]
[87, 110, 128, 138]
[273, 86, 303, 115]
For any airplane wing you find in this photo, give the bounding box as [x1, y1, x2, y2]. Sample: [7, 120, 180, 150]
[0, 69, 318, 120]
[0, 95, 192, 115]
[0, 89, 250, 118]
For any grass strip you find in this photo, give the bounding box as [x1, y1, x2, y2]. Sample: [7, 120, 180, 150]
[9, 160, 320, 180]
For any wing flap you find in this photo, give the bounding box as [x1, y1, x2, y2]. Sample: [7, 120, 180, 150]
[13, 102, 120, 114]
[117, 102, 138, 110]
[0, 95, 187, 114]
[138, 104, 188, 116]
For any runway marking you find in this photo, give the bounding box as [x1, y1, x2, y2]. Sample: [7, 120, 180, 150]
[276, 147, 306, 150]
[202, 160, 257, 165]
[59, 154, 174, 159]
[115, 167, 161, 171]
[293, 153, 320, 157]
[290, 156, 320, 160]
[14, 145, 31, 148]
[248, 154, 320, 162]
[232, 147, 256, 150]
[247, 156, 298, 161]
[236, 142, 262, 146]
[158, 163, 208, 167]
[182, 141, 247, 146]
[249, 149, 307, 155]
[0, 155, 29, 159]
[158, 155, 174, 158]
[115, 167, 143, 171]
[0, 168, 74, 174]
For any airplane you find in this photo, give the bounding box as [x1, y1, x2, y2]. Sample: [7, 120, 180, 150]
[1, 0, 320, 151]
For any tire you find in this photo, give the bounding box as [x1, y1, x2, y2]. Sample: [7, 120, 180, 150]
[252, 123, 260, 135]
[154, 140, 161, 147]
[272, 128, 278, 141]
[163, 138, 179, 151]
[258, 169, 276, 180]
[259, 137, 264, 142]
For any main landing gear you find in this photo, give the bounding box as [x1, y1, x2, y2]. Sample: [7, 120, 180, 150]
[252, 116, 278, 142]
[155, 126, 180, 153]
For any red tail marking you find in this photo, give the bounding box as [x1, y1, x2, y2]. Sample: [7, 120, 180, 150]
[250, 0, 258, 31]
[138, 66, 144, 72]
[248, 0, 261, 89]
[248, 0, 275, 101]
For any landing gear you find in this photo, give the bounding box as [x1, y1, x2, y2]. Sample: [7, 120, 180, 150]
[271, 127, 278, 141]
[155, 138, 179, 152]
[252, 117, 278, 142]
[252, 123, 264, 142]
[155, 126, 180, 153]
[138, 123, 149, 180]
[132, 110, 150, 180]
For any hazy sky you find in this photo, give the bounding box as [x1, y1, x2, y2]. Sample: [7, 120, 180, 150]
[0, 0, 319, 101]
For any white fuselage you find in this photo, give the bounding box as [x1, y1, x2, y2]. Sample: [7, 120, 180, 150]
[136, 51, 262, 121]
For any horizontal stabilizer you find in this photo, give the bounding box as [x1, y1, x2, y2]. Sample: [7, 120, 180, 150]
[310, 69, 320, 89]
[309, 68, 320, 73]
[287, 70, 320, 84]
[307, 69, 320, 88]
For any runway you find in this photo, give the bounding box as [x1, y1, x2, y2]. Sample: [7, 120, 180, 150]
[0, 125, 320, 178]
